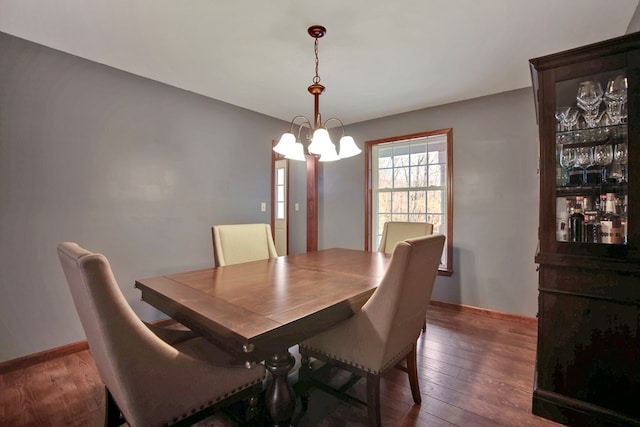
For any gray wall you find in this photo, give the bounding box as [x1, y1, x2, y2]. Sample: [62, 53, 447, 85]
[1, 30, 540, 363]
[319, 88, 540, 317]
[0, 33, 286, 361]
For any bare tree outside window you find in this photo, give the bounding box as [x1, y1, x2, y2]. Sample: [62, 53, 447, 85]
[365, 129, 453, 274]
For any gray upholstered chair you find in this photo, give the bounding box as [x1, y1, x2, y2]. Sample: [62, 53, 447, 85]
[377, 221, 434, 254]
[298, 234, 445, 427]
[57, 242, 266, 427]
[211, 223, 278, 267]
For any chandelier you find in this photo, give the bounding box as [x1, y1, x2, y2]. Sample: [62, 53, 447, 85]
[273, 25, 361, 162]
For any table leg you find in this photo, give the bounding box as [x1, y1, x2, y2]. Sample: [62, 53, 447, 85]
[264, 349, 295, 427]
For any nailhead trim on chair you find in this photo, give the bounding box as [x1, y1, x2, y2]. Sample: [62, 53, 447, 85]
[161, 375, 264, 426]
[300, 337, 418, 375]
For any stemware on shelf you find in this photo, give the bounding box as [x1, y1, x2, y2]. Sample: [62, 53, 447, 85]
[577, 80, 604, 127]
[560, 145, 578, 186]
[563, 108, 580, 130]
[614, 141, 628, 183]
[575, 146, 594, 185]
[593, 144, 613, 183]
[604, 75, 627, 125]
[555, 107, 569, 131]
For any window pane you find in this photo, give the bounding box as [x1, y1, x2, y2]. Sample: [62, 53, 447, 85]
[428, 164, 446, 186]
[277, 168, 285, 185]
[409, 213, 427, 222]
[428, 140, 446, 163]
[378, 147, 394, 168]
[378, 169, 393, 189]
[378, 214, 391, 232]
[411, 165, 427, 187]
[393, 146, 410, 167]
[277, 202, 285, 219]
[392, 192, 408, 213]
[427, 214, 443, 233]
[394, 167, 409, 188]
[277, 186, 284, 202]
[409, 190, 426, 214]
[427, 190, 444, 213]
[428, 151, 441, 164]
[410, 144, 428, 165]
[392, 213, 409, 222]
[377, 192, 391, 213]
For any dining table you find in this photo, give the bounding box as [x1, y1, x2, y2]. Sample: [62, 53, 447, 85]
[134, 248, 391, 426]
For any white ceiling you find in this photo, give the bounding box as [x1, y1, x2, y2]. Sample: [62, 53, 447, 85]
[1, 1, 638, 125]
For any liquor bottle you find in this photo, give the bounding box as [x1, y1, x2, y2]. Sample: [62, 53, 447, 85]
[600, 193, 623, 244]
[556, 197, 570, 241]
[569, 198, 584, 242]
[583, 203, 601, 244]
[619, 195, 628, 244]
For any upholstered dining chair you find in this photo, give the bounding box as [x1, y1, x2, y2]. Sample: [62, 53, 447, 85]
[212, 223, 278, 267]
[378, 221, 434, 333]
[57, 242, 266, 427]
[377, 221, 434, 254]
[298, 234, 445, 427]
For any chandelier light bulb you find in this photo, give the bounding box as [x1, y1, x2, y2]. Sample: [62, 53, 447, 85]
[273, 132, 296, 156]
[285, 141, 306, 161]
[338, 136, 361, 159]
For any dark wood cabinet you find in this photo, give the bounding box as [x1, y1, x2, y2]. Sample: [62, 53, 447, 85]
[530, 32, 640, 427]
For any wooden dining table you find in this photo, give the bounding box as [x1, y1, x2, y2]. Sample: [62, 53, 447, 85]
[134, 248, 391, 426]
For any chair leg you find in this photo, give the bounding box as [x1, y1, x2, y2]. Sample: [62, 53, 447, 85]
[406, 344, 422, 404]
[299, 354, 311, 411]
[104, 387, 122, 427]
[366, 374, 381, 427]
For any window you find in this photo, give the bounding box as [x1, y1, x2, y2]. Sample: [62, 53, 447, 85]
[276, 165, 286, 220]
[365, 129, 453, 275]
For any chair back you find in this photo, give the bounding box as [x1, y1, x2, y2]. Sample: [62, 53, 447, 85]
[212, 223, 278, 266]
[365, 234, 445, 366]
[377, 221, 434, 254]
[57, 243, 180, 425]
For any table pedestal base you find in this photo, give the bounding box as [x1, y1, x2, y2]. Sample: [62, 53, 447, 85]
[265, 350, 295, 427]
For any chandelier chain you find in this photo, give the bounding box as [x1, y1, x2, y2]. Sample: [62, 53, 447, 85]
[313, 38, 321, 84]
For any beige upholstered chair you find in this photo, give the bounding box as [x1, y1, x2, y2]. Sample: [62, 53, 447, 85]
[377, 221, 434, 254]
[57, 242, 265, 427]
[212, 223, 278, 267]
[298, 234, 445, 427]
[378, 221, 435, 333]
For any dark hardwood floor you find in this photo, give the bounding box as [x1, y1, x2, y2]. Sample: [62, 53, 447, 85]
[0, 305, 560, 426]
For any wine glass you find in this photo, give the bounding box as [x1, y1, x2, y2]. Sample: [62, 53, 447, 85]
[614, 141, 628, 183]
[604, 75, 627, 125]
[575, 146, 593, 185]
[605, 75, 627, 102]
[562, 108, 580, 131]
[577, 80, 604, 127]
[577, 80, 604, 108]
[593, 144, 613, 183]
[560, 146, 578, 185]
[555, 107, 569, 131]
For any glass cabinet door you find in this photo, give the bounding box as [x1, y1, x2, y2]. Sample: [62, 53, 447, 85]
[554, 71, 628, 246]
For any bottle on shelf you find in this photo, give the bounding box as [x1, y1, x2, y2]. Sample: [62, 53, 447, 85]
[600, 192, 623, 244]
[570, 196, 585, 242]
[556, 197, 570, 241]
[619, 195, 628, 244]
[583, 199, 601, 244]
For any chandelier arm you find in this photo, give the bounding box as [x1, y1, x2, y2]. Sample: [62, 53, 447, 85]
[287, 115, 312, 132]
[296, 121, 312, 141]
[322, 117, 346, 137]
